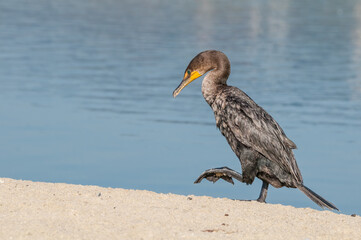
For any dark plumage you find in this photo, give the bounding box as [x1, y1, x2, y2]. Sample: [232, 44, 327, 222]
[173, 50, 338, 210]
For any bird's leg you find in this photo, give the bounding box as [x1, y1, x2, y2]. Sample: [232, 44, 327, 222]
[194, 167, 243, 185]
[257, 180, 269, 203]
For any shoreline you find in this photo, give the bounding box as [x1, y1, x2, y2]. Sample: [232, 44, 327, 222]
[0, 178, 360, 239]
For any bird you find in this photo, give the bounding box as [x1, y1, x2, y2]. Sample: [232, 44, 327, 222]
[172, 50, 338, 210]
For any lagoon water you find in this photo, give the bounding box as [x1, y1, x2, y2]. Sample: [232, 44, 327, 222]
[1, 0, 360, 214]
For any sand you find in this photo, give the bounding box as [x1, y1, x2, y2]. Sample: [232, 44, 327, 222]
[0, 178, 359, 239]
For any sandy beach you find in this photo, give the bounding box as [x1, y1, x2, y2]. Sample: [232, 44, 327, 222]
[0, 178, 359, 239]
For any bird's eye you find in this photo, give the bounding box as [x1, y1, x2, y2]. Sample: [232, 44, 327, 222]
[187, 70, 191, 75]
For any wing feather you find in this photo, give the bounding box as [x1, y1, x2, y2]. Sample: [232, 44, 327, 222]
[213, 87, 302, 183]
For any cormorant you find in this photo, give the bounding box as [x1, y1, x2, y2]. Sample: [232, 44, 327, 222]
[173, 50, 338, 210]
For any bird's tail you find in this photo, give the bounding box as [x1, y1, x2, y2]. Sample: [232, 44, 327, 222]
[298, 184, 339, 211]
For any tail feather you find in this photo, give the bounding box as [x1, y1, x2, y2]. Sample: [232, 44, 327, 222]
[298, 184, 339, 211]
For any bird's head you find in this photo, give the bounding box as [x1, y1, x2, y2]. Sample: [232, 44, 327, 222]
[173, 50, 229, 98]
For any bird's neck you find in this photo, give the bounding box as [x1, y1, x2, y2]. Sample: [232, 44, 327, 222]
[201, 70, 227, 106]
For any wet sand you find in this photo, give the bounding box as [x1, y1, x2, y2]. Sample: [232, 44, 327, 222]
[0, 178, 359, 239]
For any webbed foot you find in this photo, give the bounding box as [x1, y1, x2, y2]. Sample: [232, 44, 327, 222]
[194, 167, 243, 185]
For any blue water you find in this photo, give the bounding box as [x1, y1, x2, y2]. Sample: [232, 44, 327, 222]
[1, 0, 360, 215]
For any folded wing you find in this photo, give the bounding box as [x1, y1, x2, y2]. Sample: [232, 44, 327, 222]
[214, 87, 303, 183]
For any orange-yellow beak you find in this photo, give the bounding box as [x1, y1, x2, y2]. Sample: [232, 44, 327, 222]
[173, 71, 202, 98]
